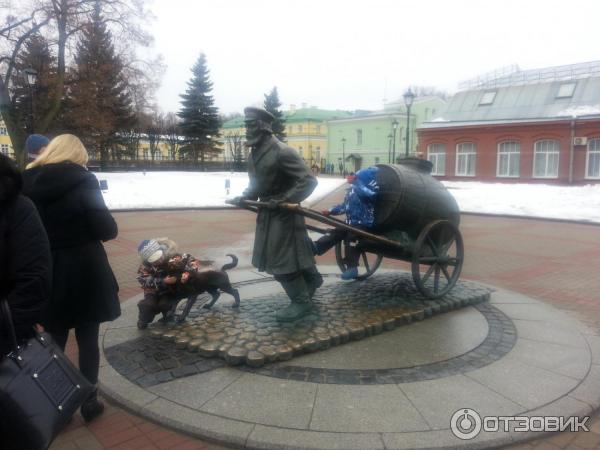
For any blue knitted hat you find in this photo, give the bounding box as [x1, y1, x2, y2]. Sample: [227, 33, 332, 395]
[25, 134, 50, 158]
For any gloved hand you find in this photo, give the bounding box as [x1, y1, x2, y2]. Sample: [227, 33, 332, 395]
[321, 210, 331, 216]
[229, 196, 246, 206]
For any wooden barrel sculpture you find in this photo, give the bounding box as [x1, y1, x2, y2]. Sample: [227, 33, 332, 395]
[372, 158, 464, 297]
[374, 159, 460, 237]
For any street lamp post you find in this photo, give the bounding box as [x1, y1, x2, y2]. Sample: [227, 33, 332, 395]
[387, 133, 393, 163]
[23, 68, 38, 133]
[403, 88, 415, 158]
[341, 137, 346, 176]
[391, 119, 398, 164]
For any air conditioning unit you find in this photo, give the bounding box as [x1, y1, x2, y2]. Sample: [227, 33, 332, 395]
[573, 137, 588, 146]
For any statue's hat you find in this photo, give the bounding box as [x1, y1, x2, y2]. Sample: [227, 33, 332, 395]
[244, 106, 275, 123]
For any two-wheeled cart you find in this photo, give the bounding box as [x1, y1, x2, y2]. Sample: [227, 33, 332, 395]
[238, 159, 464, 299]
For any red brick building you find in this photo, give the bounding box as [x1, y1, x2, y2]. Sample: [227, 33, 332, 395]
[417, 62, 600, 184]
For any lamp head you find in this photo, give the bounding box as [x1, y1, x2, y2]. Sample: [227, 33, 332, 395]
[403, 88, 415, 107]
[24, 68, 38, 86]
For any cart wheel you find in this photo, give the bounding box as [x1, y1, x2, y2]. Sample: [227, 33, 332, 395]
[411, 220, 464, 298]
[335, 242, 383, 280]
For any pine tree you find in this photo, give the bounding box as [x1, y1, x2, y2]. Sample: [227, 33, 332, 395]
[264, 86, 286, 141]
[177, 53, 221, 167]
[14, 34, 59, 135]
[66, 2, 136, 166]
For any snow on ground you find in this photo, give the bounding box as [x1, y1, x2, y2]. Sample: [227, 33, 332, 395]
[443, 181, 600, 223]
[97, 171, 345, 210]
[95, 171, 600, 223]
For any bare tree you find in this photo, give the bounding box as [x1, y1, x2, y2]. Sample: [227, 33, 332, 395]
[0, 0, 156, 166]
[146, 110, 164, 161]
[225, 130, 245, 171]
[163, 111, 181, 160]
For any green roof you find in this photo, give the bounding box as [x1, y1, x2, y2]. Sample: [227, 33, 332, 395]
[222, 116, 245, 129]
[222, 108, 352, 128]
[284, 108, 352, 123]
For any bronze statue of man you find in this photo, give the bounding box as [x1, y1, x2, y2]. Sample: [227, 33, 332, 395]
[233, 106, 322, 321]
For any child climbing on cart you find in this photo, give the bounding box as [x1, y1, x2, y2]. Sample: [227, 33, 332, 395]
[312, 167, 380, 279]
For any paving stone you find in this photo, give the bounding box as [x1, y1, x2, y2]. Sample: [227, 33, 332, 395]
[149, 369, 243, 409]
[310, 384, 428, 432]
[508, 338, 591, 380]
[466, 356, 580, 410]
[200, 373, 317, 429]
[399, 373, 523, 429]
[247, 425, 385, 450]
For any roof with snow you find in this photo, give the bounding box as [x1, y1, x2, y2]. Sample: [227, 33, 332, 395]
[421, 61, 600, 129]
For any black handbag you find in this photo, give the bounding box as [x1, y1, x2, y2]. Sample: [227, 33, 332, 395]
[0, 300, 94, 450]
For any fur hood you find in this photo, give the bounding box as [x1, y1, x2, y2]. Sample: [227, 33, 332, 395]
[155, 237, 179, 258]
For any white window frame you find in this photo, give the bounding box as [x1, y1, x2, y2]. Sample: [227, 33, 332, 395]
[586, 138, 600, 179]
[455, 142, 476, 176]
[479, 91, 497, 105]
[0, 144, 9, 155]
[532, 139, 560, 179]
[497, 141, 520, 178]
[356, 129, 363, 145]
[556, 82, 576, 98]
[427, 143, 446, 176]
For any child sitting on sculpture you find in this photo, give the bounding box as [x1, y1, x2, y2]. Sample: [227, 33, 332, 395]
[313, 166, 380, 279]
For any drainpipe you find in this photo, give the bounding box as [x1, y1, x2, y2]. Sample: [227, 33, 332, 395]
[569, 116, 576, 184]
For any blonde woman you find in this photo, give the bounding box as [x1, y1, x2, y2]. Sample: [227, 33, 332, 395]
[22, 134, 120, 423]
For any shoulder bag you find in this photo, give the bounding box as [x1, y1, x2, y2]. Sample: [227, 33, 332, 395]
[0, 300, 93, 450]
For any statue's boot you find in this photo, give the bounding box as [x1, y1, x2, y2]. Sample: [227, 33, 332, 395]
[302, 266, 323, 298]
[277, 276, 312, 322]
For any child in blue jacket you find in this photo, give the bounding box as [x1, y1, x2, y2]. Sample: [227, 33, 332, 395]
[313, 166, 379, 279]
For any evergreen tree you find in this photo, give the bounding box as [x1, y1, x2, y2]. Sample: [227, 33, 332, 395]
[66, 2, 136, 166]
[264, 86, 286, 141]
[13, 34, 59, 135]
[177, 53, 221, 166]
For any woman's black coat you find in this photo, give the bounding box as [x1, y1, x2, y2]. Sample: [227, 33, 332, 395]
[22, 162, 120, 330]
[0, 156, 52, 356]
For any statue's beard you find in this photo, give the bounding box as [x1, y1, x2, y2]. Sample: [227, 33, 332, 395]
[246, 131, 269, 147]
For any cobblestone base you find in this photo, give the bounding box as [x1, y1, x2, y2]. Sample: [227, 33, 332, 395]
[106, 273, 491, 386]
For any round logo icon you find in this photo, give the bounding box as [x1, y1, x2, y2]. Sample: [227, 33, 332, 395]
[450, 408, 482, 440]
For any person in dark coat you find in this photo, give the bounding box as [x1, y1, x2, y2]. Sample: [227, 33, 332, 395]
[0, 153, 52, 450]
[22, 134, 120, 423]
[232, 107, 322, 321]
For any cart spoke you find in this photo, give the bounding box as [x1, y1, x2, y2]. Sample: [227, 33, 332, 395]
[441, 265, 451, 281]
[426, 235, 440, 257]
[361, 252, 370, 272]
[441, 237, 456, 256]
[434, 266, 441, 292]
[422, 264, 436, 284]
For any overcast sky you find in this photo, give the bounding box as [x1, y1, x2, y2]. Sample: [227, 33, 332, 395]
[151, 0, 599, 115]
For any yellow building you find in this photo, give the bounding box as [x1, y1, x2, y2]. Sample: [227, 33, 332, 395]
[0, 120, 15, 158]
[220, 106, 351, 167]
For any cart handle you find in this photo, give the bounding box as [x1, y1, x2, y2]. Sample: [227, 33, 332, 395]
[231, 199, 404, 249]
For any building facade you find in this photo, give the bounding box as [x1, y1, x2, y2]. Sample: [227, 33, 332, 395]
[417, 61, 600, 184]
[0, 120, 14, 158]
[327, 97, 446, 173]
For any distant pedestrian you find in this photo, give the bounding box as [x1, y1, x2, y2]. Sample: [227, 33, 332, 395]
[22, 134, 120, 423]
[24, 134, 49, 162]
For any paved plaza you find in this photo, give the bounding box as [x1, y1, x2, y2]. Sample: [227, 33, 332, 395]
[49, 186, 600, 450]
